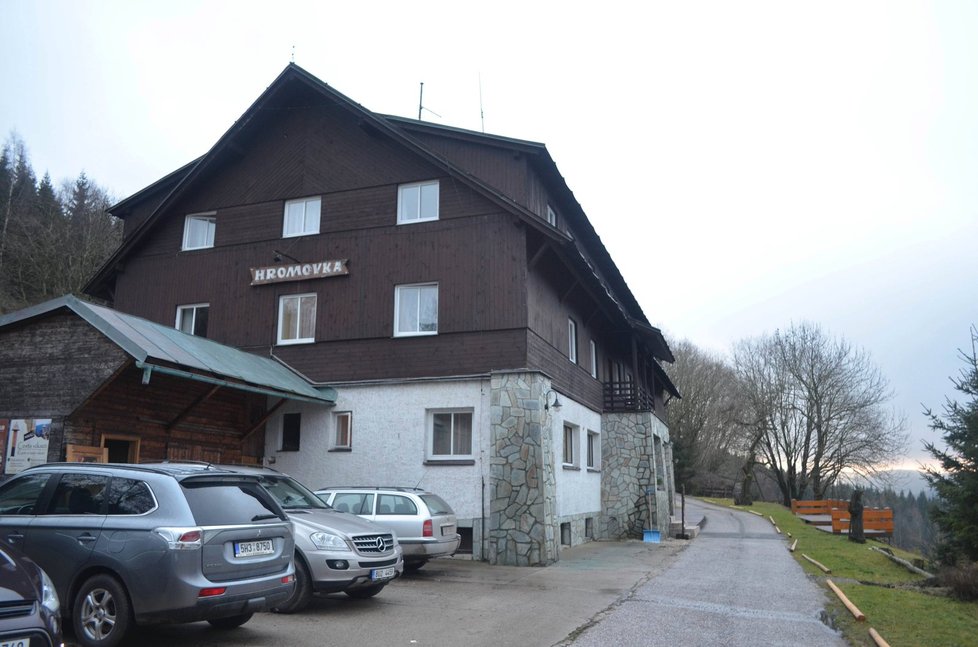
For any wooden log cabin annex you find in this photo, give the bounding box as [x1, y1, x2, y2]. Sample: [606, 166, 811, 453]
[3, 64, 680, 566]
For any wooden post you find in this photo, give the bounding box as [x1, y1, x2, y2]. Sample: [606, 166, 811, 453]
[801, 553, 831, 573]
[869, 628, 891, 647]
[827, 579, 866, 621]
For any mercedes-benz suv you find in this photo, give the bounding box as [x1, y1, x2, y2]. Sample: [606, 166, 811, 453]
[213, 465, 403, 613]
[0, 462, 295, 647]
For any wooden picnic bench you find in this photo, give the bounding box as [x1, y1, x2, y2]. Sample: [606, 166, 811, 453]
[790, 499, 848, 515]
[830, 507, 894, 537]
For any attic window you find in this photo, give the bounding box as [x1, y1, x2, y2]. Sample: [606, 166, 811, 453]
[182, 213, 216, 250]
[283, 197, 321, 238]
[398, 180, 439, 224]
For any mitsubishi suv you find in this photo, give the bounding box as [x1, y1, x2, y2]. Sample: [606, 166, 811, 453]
[0, 462, 296, 647]
[317, 486, 460, 572]
[214, 465, 403, 613]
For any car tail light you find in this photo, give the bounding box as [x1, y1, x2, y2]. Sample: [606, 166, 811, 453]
[155, 527, 204, 550]
[198, 587, 226, 598]
[282, 574, 295, 584]
[423, 519, 433, 537]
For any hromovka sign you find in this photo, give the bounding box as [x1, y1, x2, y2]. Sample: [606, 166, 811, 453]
[250, 260, 348, 286]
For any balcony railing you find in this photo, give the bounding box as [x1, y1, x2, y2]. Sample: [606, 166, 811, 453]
[603, 381, 654, 412]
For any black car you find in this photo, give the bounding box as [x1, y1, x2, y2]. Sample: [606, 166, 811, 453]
[0, 542, 63, 647]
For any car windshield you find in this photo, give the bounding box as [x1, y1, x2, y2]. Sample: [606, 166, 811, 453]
[259, 475, 331, 510]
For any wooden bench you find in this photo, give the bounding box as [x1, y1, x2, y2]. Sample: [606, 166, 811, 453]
[790, 499, 848, 515]
[830, 507, 894, 537]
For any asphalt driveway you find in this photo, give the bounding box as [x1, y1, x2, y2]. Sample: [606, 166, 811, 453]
[569, 498, 847, 646]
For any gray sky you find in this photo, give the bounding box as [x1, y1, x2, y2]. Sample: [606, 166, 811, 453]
[3, 1, 976, 469]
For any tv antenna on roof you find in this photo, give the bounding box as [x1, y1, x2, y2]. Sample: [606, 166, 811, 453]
[417, 82, 441, 121]
[479, 72, 485, 133]
[291, 44, 295, 63]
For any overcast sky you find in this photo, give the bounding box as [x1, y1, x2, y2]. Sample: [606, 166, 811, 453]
[3, 1, 976, 471]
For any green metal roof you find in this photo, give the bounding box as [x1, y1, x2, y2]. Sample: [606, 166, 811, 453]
[0, 295, 336, 405]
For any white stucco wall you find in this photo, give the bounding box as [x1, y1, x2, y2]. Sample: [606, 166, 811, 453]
[264, 377, 491, 523]
[552, 394, 602, 518]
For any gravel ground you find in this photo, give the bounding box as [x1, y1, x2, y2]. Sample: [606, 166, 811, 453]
[568, 499, 847, 647]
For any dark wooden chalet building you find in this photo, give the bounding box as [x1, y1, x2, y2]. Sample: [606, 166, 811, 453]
[78, 64, 677, 565]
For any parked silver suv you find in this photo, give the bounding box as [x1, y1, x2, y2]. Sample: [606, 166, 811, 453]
[0, 462, 295, 647]
[317, 486, 460, 572]
[216, 466, 403, 613]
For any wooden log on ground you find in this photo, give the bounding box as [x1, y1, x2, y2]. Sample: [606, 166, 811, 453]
[802, 553, 831, 573]
[789, 538, 798, 552]
[869, 627, 891, 647]
[748, 510, 764, 517]
[869, 546, 933, 578]
[827, 579, 866, 621]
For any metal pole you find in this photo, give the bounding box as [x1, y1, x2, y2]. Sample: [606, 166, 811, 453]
[681, 484, 687, 540]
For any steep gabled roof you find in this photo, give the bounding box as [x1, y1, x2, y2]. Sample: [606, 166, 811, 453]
[83, 64, 671, 364]
[85, 63, 566, 299]
[0, 295, 335, 404]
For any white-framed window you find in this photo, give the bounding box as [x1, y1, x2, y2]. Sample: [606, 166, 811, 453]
[397, 180, 439, 224]
[563, 424, 579, 467]
[333, 412, 352, 449]
[176, 303, 209, 337]
[587, 430, 600, 470]
[589, 340, 598, 379]
[283, 196, 321, 238]
[277, 293, 317, 345]
[182, 213, 216, 250]
[546, 204, 557, 226]
[395, 283, 438, 336]
[568, 318, 578, 363]
[428, 410, 473, 460]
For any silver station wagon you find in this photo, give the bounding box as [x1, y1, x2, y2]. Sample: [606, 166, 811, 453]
[317, 487, 461, 572]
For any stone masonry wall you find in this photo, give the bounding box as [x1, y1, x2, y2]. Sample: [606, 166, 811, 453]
[599, 411, 672, 539]
[487, 371, 558, 566]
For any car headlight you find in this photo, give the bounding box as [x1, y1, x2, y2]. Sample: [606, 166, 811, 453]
[39, 567, 60, 614]
[309, 531, 352, 552]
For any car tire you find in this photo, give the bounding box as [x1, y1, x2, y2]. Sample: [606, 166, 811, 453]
[72, 574, 132, 647]
[207, 612, 254, 630]
[271, 556, 312, 614]
[404, 560, 427, 573]
[344, 583, 385, 599]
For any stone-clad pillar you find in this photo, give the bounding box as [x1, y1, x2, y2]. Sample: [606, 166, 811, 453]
[487, 371, 558, 566]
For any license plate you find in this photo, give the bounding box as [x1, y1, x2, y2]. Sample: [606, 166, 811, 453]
[234, 539, 274, 557]
[441, 525, 455, 536]
[1, 638, 28, 647]
[371, 566, 396, 581]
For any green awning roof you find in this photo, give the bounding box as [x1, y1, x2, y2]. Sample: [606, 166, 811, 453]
[0, 295, 336, 405]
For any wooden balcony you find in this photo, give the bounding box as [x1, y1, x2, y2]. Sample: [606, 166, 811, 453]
[603, 381, 654, 412]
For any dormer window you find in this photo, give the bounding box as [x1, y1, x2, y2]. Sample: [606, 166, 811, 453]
[398, 180, 439, 224]
[283, 197, 321, 238]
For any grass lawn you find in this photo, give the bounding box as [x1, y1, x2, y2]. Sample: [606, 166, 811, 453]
[701, 498, 978, 647]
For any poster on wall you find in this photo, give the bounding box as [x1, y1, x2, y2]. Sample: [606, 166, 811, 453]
[3, 418, 52, 475]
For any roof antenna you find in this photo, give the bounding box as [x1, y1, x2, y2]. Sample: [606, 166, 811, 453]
[291, 45, 295, 63]
[417, 82, 442, 122]
[479, 72, 485, 133]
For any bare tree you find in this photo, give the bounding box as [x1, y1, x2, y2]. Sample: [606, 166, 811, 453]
[666, 339, 746, 491]
[733, 323, 906, 506]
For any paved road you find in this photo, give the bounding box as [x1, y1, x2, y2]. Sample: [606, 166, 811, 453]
[569, 499, 847, 646]
[93, 540, 685, 647]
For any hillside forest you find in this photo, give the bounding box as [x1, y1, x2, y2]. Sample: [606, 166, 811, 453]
[0, 132, 120, 314]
